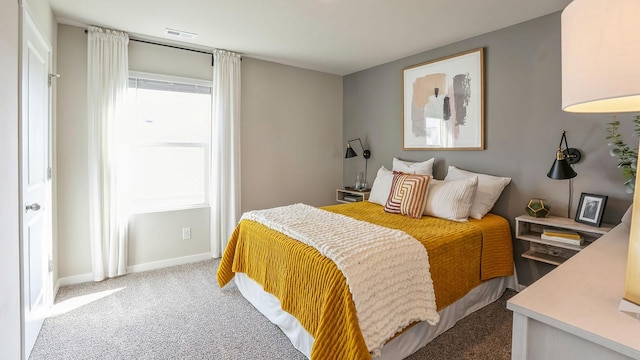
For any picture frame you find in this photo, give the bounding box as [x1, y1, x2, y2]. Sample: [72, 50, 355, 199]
[403, 48, 484, 150]
[575, 193, 608, 227]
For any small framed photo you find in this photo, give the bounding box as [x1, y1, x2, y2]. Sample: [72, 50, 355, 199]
[575, 193, 608, 227]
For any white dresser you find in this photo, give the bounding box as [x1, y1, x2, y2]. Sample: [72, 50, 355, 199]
[507, 224, 640, 360]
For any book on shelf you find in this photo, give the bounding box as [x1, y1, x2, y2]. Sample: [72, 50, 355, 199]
[540, 233, 584, 246]
[343, 195, 359, 202]
[542, 228, 582, 240]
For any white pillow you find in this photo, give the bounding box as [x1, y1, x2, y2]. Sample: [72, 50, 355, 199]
[444, 166, 511, 219]
[423, 177, 478, 222]
[368, 166, 394, 206]
[392, 157, 434, 176]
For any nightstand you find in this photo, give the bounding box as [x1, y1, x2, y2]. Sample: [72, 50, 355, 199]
[515, 215, 614, 266]
[336, 188, 370, 204]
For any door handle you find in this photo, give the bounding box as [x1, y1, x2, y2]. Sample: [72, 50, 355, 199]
[25, 203, 41, 212]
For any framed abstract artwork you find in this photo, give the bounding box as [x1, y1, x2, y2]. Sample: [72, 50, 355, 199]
[403, 48, 484, 150]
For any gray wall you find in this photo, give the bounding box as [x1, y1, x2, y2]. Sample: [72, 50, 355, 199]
[55, 24, 343, 280]
[241, 58, 343, 211]
[56, 24, 91, 279]
[0, 0, 21, 358]
[343, 12, 636, 286]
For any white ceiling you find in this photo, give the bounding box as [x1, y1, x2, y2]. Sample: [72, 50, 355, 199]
[49, 0, 572, 75]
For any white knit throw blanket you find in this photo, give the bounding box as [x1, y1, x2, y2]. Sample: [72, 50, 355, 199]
[241, 203, 440, 356]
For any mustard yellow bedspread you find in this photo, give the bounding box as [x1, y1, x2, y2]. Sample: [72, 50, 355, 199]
[217, 201, 513, 360]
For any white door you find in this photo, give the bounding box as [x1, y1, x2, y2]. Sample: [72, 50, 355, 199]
[21, 10, 53, 358]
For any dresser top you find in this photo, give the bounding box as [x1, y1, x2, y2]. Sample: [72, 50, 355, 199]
[508, 224, 640, 358]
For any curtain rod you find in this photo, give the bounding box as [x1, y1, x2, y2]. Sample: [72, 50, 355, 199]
[83, 29, 241, 66]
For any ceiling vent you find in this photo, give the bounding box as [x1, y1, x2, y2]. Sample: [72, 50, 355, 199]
[165, 28, 198, 39]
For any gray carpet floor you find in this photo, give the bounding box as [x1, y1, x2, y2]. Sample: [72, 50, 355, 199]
[30, 259, 515, 359]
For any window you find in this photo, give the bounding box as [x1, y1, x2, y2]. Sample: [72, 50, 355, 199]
[120, 72, 212, 213]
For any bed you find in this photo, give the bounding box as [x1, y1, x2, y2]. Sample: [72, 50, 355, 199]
[217, 199, 514, 359]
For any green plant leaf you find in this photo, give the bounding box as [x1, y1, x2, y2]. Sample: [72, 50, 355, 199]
[605, 115, 640, 193]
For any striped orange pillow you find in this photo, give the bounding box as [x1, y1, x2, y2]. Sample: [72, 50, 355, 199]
[384, 172, 430, 218]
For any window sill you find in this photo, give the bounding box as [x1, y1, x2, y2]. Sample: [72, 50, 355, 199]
[128, 203, 210, 216]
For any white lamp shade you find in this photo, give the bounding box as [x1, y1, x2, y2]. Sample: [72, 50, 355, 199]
[562, 0, 640, 113]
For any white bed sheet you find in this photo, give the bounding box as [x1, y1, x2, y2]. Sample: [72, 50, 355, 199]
[235, 272, 516, 360]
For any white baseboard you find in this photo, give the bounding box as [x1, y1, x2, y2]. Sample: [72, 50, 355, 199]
[55, 272, 94, 292]
[126, 252, 212, 273]
[55, 252, 212, 290]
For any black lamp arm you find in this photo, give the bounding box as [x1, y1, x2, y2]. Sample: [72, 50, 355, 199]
[559, 131, 570, 151]
[347, 138, 371, 159]
[558, 130, 582, 164]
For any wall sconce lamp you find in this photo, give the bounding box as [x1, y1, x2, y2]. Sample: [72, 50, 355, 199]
[561, 0, 640, 317]
[547, 131, 580, 179]
[547, 131, 581, 218]
[345, 138, 371, 190]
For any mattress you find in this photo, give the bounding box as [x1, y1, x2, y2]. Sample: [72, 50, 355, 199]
[235, 272, 516, 359]
[217, 201, 514, 359]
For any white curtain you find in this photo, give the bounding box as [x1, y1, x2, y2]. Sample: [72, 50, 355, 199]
[87, 26, 129, 281]
[210, 50, 242, 258]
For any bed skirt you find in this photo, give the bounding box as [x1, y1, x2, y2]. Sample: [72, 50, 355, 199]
[235, 272, 517, 359]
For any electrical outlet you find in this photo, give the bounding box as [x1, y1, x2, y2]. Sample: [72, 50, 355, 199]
[182, 227, 191, 240]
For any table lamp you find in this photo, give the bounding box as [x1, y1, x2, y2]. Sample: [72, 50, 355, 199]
[345, 138, 371, 190]
[561, 0, 640, 317]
